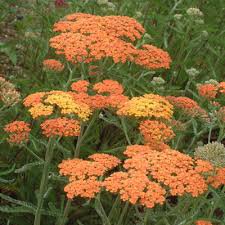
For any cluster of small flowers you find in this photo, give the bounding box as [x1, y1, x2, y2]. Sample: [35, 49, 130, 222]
[23, 90, 92, 121]
[0, 76, 20, 107]
[50, 13, 171, 69]
[197, 81, 225, 100]
[166, 96, 209, 122]
[43, 59, 64, 72]
[4, 121, 31, 144]
[58, 153, 120, 199]
[70, 79, 129, 109]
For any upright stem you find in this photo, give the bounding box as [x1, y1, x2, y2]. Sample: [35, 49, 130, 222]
[58, 113, 98, 225]
[34, 138, 55, 225]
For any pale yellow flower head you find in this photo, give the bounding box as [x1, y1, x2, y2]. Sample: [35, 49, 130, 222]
[117, 94, 173, 120]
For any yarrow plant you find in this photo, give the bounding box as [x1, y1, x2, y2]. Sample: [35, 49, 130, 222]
[1, 5, 225, 225]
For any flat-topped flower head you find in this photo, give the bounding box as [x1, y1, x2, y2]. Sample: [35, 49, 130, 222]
[166, 96, 209, 121]
[4, 121, 31, 144]
[58, 153, 120, 199]
[195, 220, 212, 225]
[93, 80, 124, 95]
[40, 117, 80, 137]
[28, 103, 54, 119]
[123, 145, 213, 197]
[43, 59, 64, 72]
[103, 171, 166, 208]
[197, 83, 218, 100]
[71, 80, 90, 93]
[117, 94, 173, 120]
[50, 13, 171, 69]
[23, 92, 46, 107]
[195, 142, 225, 168]
[139, 120, 175, 144]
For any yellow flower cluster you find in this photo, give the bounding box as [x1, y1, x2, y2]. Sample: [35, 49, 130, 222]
[24, 90, 92, 121]
[117, 94, 173, 120]
[28, 103, 54, 119]
[44, 92, 91, 121]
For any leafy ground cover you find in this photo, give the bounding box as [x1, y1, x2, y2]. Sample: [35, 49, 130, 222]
[0, 0, 225, 225]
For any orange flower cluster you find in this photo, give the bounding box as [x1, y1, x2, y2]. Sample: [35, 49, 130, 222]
[197, 83, 218, 100]
[4, 121, 31, 144]
[166, 96, 209, 121]
[195, 220, 212, 225]
[23, 90, 92, 121]
[103, 171, 166, 208]
[43, 59, 64, 72]
[71, 80, 89, 93]
[117, 94, 173, 120]
[139, 120, 175, 144]
[70, 79, 128, 109]
[50, 13, 171, 69]
[123, 145, 213, 197]
[58, 153, 120, 199]
[197, 81, 225, 100]
[40, 117, 80, 137]
[207, 167, 225, 188]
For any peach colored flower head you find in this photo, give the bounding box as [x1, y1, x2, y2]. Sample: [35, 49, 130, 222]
[50, 13, 171, 69]
[103, 171, 166, 208]
[195, 220, 212, 225]
[139, 120, 175, 144]
[166, 96, 209, 121]
[93, 80, 124, 95]
[117, 94, 173, 120]
[207, 167, 225, 188]
[23, 92, 46, 107]
[43, 59, 64, 72]
[123, 145, 213, 197]
[40, 117, 80, 137]
[88, 153, 121, 170]
[58, 153, 120, 199]
[197, 83, 218, 100]
[134, 44, 171, 69]
[4, 121, 31, 144]
[71, 80, 90, 93]
[218, 82, 225, 94]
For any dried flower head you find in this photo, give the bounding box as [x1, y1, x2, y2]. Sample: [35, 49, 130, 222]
[40, 117, 80, 137]
[139, 120, 175, 144]
[0, 76, 20, 106]
[43, 59, 64, 72]
[186, 67, 200, 78]
[186, 8, 204, 17]
[151, 77, 165, 86]
[4, 121, 31, 144]
[195, 142, 225, 168]
[117, 94, 173, 119]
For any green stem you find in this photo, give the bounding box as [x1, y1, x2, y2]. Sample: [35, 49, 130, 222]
[121, 118, 132, 145]
[58, 113, 98, 225]
[34, 138, 55, 225]
[117, 201, 129, 225]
